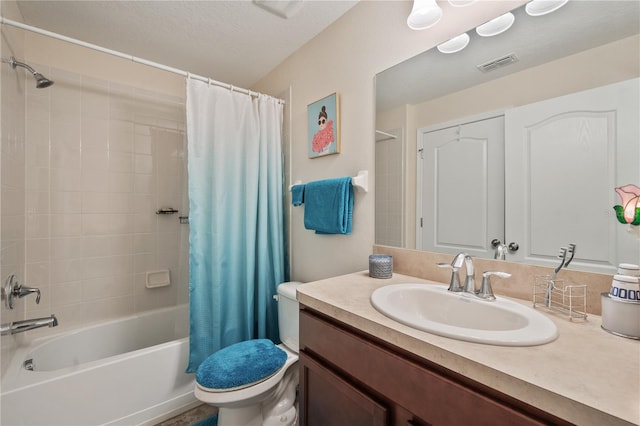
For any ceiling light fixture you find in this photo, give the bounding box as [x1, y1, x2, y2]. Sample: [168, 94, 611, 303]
[476, 12, 515, 37]
[437, 33, 470, 54]
[448, 0, 476, 7]
[407, 0, 443, 30]
[525, 0, 569, 17]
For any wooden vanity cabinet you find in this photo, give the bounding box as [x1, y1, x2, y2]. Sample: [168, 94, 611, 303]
[299, 306, 571, 426]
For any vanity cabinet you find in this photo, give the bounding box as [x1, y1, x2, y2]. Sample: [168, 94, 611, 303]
[299, 306, 571, 426]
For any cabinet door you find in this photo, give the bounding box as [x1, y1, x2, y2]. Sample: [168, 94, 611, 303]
[505, 78, 640, 272]
[299, 351, 388, 426]
[418, 115, 505, 258]
[300, 309, 565, 426]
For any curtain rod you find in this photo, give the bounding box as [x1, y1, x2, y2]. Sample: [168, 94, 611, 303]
[0, 16, 284, 104]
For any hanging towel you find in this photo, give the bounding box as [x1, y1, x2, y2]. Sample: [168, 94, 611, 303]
[291, 184, 305, 206]
[304, 177, 353, 235]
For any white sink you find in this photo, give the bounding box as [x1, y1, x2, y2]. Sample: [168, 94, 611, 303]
[371, 284, 558, 346]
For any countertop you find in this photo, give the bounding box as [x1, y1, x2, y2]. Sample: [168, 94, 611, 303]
[296, 271, 640, 426]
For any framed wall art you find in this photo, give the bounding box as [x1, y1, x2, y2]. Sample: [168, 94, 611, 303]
[308, 92, 340, 158]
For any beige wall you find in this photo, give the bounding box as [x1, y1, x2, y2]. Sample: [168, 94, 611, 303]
[253, 0, 525, 282]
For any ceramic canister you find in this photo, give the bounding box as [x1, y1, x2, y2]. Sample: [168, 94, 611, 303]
[618, 263, 640, 277]
[369, 254, 393, 279]
[601, 293, 640, 339]
[610, 274, 640, 302]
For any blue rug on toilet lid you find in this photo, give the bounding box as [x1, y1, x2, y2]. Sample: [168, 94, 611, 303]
[196, 339, 287, 390]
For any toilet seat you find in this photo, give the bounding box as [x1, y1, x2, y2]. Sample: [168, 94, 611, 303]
[195, 343, 298, 406]
[196, 339, 287, 391]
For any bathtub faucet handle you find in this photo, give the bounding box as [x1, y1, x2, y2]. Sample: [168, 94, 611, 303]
[13, 283, 41, 304]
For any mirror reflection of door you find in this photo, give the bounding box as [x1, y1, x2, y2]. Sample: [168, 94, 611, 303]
[505, 78, 640, 272]
[417, 114, 505, 258]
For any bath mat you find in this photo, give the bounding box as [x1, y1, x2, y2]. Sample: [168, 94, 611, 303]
[196, 339, 287, 390]
[192, 414, 218, 426]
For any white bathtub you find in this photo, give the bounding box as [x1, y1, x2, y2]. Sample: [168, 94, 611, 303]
[1, 305, 197, 426]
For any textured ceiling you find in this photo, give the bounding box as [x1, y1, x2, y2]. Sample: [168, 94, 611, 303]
[16, 0, 359, 89]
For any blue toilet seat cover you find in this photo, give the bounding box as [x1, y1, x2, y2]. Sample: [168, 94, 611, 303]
[196, 339, 287, 390]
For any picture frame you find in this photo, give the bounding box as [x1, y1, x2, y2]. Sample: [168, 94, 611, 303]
[307, 92, 340, 158]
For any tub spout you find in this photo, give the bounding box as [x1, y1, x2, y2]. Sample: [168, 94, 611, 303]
[1, 314, 58, 336]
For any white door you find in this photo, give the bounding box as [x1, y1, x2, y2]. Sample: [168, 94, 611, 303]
[505, 78, 640, 272]
[418, 115, 505, 258]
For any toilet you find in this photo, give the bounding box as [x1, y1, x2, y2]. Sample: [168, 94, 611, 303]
[194, 282, 301, 426]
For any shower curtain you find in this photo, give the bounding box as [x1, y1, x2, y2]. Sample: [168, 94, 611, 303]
[186, 79, 285, 372]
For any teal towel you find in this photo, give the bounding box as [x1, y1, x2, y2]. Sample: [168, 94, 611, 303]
[291, 184, 305, 206]
[304, 177, 353, 235]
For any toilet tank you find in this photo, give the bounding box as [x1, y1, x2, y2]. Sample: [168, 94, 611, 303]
[277, 282, 301, 353]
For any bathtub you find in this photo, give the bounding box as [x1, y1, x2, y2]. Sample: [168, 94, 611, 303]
[1, 305, 197, 426]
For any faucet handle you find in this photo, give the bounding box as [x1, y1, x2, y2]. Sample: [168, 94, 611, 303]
[478, 271, 511, 301]
[13, 284, 41, 304]
[437, 262, 463, 292]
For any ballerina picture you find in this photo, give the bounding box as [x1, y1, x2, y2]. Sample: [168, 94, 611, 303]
[308, 93, 340, 158]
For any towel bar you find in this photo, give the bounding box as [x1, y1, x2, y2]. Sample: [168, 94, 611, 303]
[289, 170, 368, 193]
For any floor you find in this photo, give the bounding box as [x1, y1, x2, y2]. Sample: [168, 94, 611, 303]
[155, 404, 218, 426]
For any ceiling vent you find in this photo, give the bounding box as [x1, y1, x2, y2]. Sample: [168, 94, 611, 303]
[477, 53, 519, 73]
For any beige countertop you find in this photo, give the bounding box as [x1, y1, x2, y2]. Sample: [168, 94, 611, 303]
[296, 271, 640, 426]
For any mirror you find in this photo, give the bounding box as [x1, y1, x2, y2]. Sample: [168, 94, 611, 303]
[375, 0, 640, 272]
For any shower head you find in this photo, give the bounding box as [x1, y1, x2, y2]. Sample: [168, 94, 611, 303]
[32, 72, 54, 89]
[4, 56, 54, 88]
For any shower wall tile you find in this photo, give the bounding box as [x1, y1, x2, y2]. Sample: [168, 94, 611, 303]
[1, 188, 25, 215]
[134, 174, 154, 194]
[50, 214, 82, 237]
[25, 214, 49, 238]
[11, 64, 189, 333]
[135, 133, 153, 155]
[51, 281, 83, 306]
[26, 239, 49, 263]
[51, 168, 81, 191]
[81, 117, 109, 149]
[1, 216, 24, 241]
[25, 261, 50, 287]
[51, 191, 81, 213]
[108, 172, 133, 193]
[50, 237, 82, 260]
[25, 167, 49, 191]
[82, 148, 109, 171]
[51, 259, 83, 283]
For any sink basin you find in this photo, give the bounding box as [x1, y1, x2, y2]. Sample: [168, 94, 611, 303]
[371, 284, 558, 346]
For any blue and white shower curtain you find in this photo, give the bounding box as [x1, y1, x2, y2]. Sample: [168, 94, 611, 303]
[186, 79, 285, 372]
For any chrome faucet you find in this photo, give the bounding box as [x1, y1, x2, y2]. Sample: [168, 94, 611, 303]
[437, 252, 475, 293]
[438, 253, 511, 301]
[478, 271, 511, 301]
[1, 315, 58, 336]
